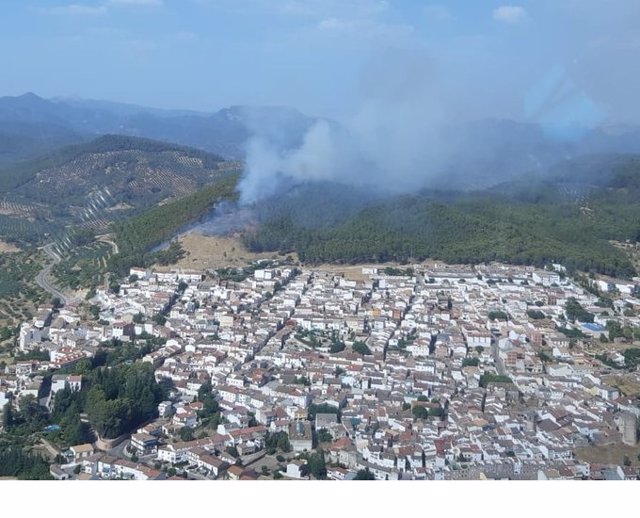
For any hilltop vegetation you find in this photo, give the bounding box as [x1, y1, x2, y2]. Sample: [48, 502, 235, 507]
[0, 252, 47, 330]
[0, 127, 639, 302]
[108, 171, 240, 276]
[4, 134, 230, 208]
[243, 155, 640, 278]
[0, 134, 240, 247]
[243, 194, 635, 277]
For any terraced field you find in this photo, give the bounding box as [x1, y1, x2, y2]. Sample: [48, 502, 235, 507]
[0, 214, 57, 245]
[0, 200, 50, 219]
[14, 138, 231, 212]
[52, 241, 115, 290]
[0, 251, 47, 330]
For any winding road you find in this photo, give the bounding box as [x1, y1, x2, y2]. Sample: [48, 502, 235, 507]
[35, 243, 70, 305]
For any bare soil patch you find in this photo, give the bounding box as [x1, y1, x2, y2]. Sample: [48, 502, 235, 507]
[0, 240, 19, 253]
[603, 373, 640, 397]
[575, 443, 640, 468]
[174, 232, 293, 270]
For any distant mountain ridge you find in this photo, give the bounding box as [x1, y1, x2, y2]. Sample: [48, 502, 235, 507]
[0, 134, 239, 249]
[3, 92, 640, 190]
[0, 92, 320, 162]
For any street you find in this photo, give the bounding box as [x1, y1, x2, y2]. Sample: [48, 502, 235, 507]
[35, 243, 70, 304]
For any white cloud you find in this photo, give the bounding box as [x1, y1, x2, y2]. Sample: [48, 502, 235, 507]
[423, 4, 453, 22]
[317, 17, 414, 43]
[41, 4, 108, 15]
[38, 0, 162, 16]
[197, 0, 388, 19]
[108, 0, 163, 6]
[492, 5, 527, 24]
[281, 0, 388, 17]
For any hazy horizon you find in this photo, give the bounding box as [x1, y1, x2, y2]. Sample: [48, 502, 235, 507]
[1, 1, 639, 126]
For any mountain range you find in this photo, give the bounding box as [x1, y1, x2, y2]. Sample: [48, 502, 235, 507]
[3, 92, 640, 189]
[0, 92, 318, 164]
[0, 92, 639, 281]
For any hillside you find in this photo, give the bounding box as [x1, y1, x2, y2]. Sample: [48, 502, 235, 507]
[3, 93, 640, 180]
[0, 134, 242, 251]
[108, 172, 240, 276]
[29, 150, 640, 295]
[0, 93, 320, 161]
[241, 155, 640, 278]
[6, 134, 229, 204]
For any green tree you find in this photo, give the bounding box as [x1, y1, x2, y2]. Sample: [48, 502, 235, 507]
[527, 309, 546, 320]
[200, 396, 219, 419]
[226, 446, 239, 458]
[565, 297, 594, 323]
[277, 434, 292, 453]
[353, 341, 372, 355]
[354, 468, 376, 480]
[412, 406, 429, 420]
[89, 305, 100, 320]
[0, 446, 52, 480]
[317, 428, 333, 443]
[488, 310, 509, 321]
[304, 451, 327, 480]
[2, 401, 14, 430]
[109, 280, 120, 295]
[197, 382, 212, 400]
[152, 314, 167, 326]
[329, 341, 346, 353]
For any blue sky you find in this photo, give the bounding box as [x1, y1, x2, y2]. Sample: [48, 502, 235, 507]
[1, 1, 639, 123]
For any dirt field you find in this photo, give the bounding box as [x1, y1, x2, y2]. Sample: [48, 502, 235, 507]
[174, 232, 293, 270]
[176, 236, 452, 278]
[314, 262, 427, 282]
[603, 374, 640, 397]
[0, 240, 19, 253]
[575, 443, 640, 467]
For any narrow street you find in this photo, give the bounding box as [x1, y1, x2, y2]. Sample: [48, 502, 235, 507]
[491, 336, 508, 377]
[35, 243, 70, 304]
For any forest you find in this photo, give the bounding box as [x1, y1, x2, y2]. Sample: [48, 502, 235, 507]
[241, 156, 640, 278]
[108, 171, 239, 276]
[0, 446, 52, 480]
[0, 134, 226, 193]
[50, 362, 164, 440]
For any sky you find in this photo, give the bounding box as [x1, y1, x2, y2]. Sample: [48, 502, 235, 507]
[1, 0, 639, 123]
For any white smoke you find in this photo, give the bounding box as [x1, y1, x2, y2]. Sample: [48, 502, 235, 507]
[238, 49, 452, 204]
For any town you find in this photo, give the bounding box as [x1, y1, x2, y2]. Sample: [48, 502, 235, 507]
[2, 259, 640, 481]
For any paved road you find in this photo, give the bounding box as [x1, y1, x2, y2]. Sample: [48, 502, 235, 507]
[107, 439, 131, 459]
[35, 243, 69, 304]
[491, 336, 508, 377]
[97, 235, 119, 255]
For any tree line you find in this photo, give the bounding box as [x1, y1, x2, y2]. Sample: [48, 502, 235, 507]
[242, 183, 639, 278]
[108, 172, 239, 276]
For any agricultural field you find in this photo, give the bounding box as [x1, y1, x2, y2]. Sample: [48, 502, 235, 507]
[172, 232, 287, 270]
[0, 239, 19, 253]
[0, 214, 57, 246]
[0, 199, 50, 219]
[12, 135, 232, 212]
[52, 241, 115, 290]
[0, 251, 48, 331]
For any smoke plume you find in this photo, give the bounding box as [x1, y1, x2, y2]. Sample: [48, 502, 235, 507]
[238, 49, 452, 204]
